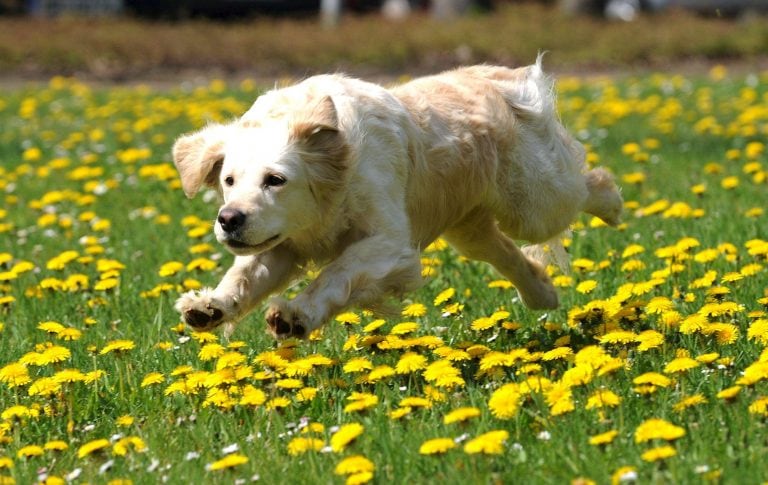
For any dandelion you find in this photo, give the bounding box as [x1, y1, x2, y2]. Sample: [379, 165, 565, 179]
[488, 383, 523, 419]
[586, 390, 621, 409]
[634, 419, 685, 443]
[641, 445, 677, 462]
[663, 356, 699, 374]
[43, 441, 69, 452]
[16, 445, 44, 459]
[589, 430, 618, 446]
[335, 312, 361, 325]
[335, 455, 375, 475]
[443, 407, 481, 424]
[206, 453, 249, 470]
[330, 423, 364, 452]
[673, 394, 707, 412]
[100, 340, 135, 355]
[401, 303, 427, 317]
[463, 430, 509, 455]
[77, 439, 111, 458]
[140, 372, 165, 387]
[433, 287, 455, 306]
[344, 393, 378, 413]
[395, 353, 427, 374]
[419, 438, 457, 455]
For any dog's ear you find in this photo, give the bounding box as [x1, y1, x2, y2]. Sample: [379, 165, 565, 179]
[290, 95, 340, 148]
[290, 96, 351, 204]
[172, 125, 226, 198]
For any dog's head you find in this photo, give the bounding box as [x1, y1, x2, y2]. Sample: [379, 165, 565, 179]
[172, 95, 350, 256]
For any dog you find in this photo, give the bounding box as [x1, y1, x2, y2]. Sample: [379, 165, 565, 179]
[172, 58, 623, 339]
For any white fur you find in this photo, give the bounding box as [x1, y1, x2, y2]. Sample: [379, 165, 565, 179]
[172, 61, 623, 339]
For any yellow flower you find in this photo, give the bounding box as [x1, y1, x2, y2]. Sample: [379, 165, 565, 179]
[158, 261, 184, 277]
[335, 312, 361, 325]
[335, 455, 375, 475]
[77, 439, 111, 458]
[576, 280, 598, 294]
[717, 386, 741, 400]
[443, 407, 481, 424]
[100, 339, 135, 355]
[433, 288, 455, 306]
[206, 453, 249, 470]
[634, 418, 685, 443]
[115, 415, 135, 427]
[395, 353, 427, 374]
[0, 363, 30, 387]
[641, 445, 677, 462]
[589, 430, 618, 446]
[673, 394, 707, 412]
[488, 383, 522, 419]
[585, 390, 621, 409]
[390, 322, 419, 335]
[112, 436, 146, 456]
[401, 303, 427, 317]
[16, 445, 44, 458]
[463, 430, 509, 455]
[140, 372, 165, 387]
[330, 423, 364, 452]
[663, 356, 699, 374]
[419, 438, 457, 455]
[43, 441, 68, 452]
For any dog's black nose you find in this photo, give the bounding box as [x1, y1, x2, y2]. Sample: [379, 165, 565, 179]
[217, 208, 246, 233]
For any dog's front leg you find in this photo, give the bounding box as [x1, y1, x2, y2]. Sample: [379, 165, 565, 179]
[176, 244, 303, 332]
[265, 235, 423, 339]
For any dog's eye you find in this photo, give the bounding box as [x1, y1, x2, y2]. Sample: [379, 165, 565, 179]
[263, 174, 286, 188]
[224, 176, 235, 187]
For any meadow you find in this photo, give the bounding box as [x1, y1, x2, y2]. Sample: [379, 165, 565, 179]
[0, 65, 767, 484]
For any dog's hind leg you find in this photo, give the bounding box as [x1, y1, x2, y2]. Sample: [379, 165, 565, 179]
[444, 210, 559, 310]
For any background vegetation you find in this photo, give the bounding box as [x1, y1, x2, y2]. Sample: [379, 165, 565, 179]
[1, 4, 767, 80]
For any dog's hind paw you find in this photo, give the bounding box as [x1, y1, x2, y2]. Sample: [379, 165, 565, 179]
[265, 299, 307, 340]
[175, 288, 229, 331]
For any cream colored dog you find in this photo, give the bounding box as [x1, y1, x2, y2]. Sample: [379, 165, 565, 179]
[172, 58, 622, 339]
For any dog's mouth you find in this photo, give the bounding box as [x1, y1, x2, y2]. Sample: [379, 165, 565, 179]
[224, 234, 281, 252]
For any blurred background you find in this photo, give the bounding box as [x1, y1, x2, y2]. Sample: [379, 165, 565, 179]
[0, 0, 766, 82]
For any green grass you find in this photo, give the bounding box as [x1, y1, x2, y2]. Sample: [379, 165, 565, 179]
[1, 67, 768, 484]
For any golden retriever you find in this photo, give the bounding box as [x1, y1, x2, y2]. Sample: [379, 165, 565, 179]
[172, 58, 622, 339]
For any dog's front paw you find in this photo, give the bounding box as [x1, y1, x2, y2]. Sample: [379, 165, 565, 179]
[265, 298, 308, 340]
[175, 288, 230, 331]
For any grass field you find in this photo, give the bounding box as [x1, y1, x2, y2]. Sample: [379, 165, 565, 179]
[1, 65, 767, 484]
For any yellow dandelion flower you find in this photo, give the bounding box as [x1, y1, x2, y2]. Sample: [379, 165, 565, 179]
[542, 346, 573, 361]
[399, 396, 431, 408]
[140, 372, 165, 387]
[488, 383, 523, 419]
[641, 445, 677, 462]
[344, 393, 378, 413]
[0, 363, 30, 387]
[433, 288, 455, 306]
[663, 356, 700, 374]
[113, 436, 146, 456]
[717, 386, 741, 401]
[471, 317, 496, 331]
[43, 441, 68, 452]
[240, 385, 267, 406]
[388, 407, 412, 420]
[343, 358, 373, 374]
[335, 455, 375, 475]
[576, 280, 598, 294]
[346, 471, 374, 485]
[419, 438, 457, 455]
[443, 407, 481, 424]
[463, 430, 509, 455]
[331, 423, 364, 452]
[749, 397, 768, 416]
[265, 396, 291, 410]
[599, 331, 638, 345]
[198, 343, 226, 361]
[366, 365, 395, 383]
[77, 439, 111, 458]
[158, 261, 184, 277]
[16, 445, 44, 459]
[673, 394, 707, 412]
[589, 430, 618, 446]
[586, 390, 621, 409]
[390, 322, 419, 335]
[335, 312, 361, 325]
[634, 419, 685, 443]
[206, 453, 249, 470]
[401, 303, 427, 317]
[100, 339, 135, 355]
[395, 352, 428, 374]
